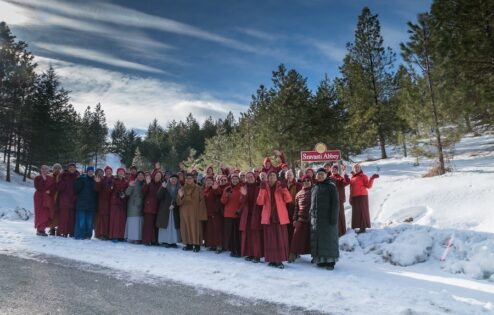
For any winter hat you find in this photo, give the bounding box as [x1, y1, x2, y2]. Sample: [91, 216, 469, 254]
[66, 162, 76, 168]
[129, 165, 137, 170]
[280, 163, 289, 170]
[87, 166, 95, 173]
[117, 167, 126, 174]
[316, 168, 326, 174]
[170, 174, 179, 179]
[263, 156, 272, 166]
[52, 163, 62, 171]
[230, 173, 240, 179]
[104, 166, 112, 172]
[302, 175, 313, 182]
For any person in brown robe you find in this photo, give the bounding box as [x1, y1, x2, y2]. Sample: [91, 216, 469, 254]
[257, 171, 292, 269]
[203, 176, 224, 253]
[33, 165, 55, 236]
[330, 164, 351, 237]
[48, 163, 62, 235]
[288, 175, 312, 262]
[141, 171, 162, 245]
[108, 168, 129, 241]
[94, 166, 113, 240]
[239, 172, 263, 263]
[176, 173, 207, 252]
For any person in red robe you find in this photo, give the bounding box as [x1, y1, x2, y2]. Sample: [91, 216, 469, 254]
[128, 165, 138, 181]
[350, 164, 379, 233]
[257, 171, 292, 269]
[220, 173, 243, 257]
[330, 164, 351, 236]
[289, 175, 312, 262]
[94, 166, 113, 239]
[108, 168, 129, 241]
[203, 176, 223, 253]
[261, 150, 286, 174]
[141, 171, 162, 245]
[239, 172, 263, 263]
[57, 163, 78, 237]
[33, 165, 55, 236]
[48, 163, 62, 236]
[285, 170, 301, 246]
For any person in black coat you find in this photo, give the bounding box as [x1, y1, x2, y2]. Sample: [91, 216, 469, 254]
[74, 166, 97, 240]
[310, 168, 340, 270]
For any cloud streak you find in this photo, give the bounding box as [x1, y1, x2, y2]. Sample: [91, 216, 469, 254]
[35, 57, 246, 129]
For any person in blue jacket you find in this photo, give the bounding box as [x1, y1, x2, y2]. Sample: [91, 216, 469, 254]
[74, 166, 97, 239]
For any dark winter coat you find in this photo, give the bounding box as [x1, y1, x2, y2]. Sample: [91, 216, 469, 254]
[156, 186, 180, 229]
[310, 178, 340, 260]
[75, 174, 97, 212]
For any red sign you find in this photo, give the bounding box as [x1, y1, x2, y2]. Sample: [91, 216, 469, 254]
[300, 150, 341, 162]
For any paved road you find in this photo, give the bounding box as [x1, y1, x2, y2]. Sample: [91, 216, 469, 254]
[0, 254, 326, 315]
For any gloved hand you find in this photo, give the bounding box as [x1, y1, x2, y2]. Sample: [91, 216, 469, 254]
[371, 174, 380, 179]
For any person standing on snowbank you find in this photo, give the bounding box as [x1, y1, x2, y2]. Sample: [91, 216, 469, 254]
[310, 168, 340, 270]
[74, 166, 97, 240]
[33, 165, 55, 236]
[349, 164, 379, 234]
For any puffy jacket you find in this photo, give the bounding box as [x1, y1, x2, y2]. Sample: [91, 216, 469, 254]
[75, 174, 97, 212]
[257, 182, 292, 225]
[350, 171, 375, 197]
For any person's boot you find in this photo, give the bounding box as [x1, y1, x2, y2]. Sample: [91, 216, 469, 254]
[48, 228, 56, 236]
[317, 262, 329, 268]
[36, 231, 48, 237]
[182, 244, 193, 251]
[288, 253, 296, 263]
[327, 262, 335, 271]
[169, 243, 178, 248]
[215, 246, 223, 254]
[274, 262, 285, 269]
[252, 257, 260, 263]
[245, 256, 253, 261]
[193, 245, 201, 252]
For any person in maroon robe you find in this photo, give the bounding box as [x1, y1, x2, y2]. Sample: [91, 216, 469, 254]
[94, 166, 113, 239]
[285, 170, 301, 246]
[33, 165, 55, 236]
[57, 163, 78, 237]
[350, 164, 379, 233]
[257, 171, 292, 269]
[203, 176, 223, 253]
[128, 165, 138, 181]
[330, 164, 351, 236]
[288, 175, 313, 262]
[48, 163, 62, 236]
[141, 171, 162, 245]
[261, 150, 286, 174]
[108, 168, 128, 241]
[239, 172, 263, 263]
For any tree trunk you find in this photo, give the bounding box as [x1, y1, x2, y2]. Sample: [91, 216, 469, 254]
[464, 112, 473, 133]
[28, 164, 32, 178]
[402, 132, 408, 158]
[378, 131, 388, 159]
[6, 133, 13, 182]
[14, 135, 21, 174]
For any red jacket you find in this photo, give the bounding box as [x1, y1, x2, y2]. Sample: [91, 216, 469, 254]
[257, 182, 292, 225]
[331, 173, 350, 203]
[350, 171, 375, 197]
[220, 184, 243, 218]
[293, 186, 311, 223]
[142, 181, 161, 214]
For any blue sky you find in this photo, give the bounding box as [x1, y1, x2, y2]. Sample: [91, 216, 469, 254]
[1, 0, 431, 129]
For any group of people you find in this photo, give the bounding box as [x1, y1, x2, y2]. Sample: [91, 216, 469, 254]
[33, 150, 379, 270]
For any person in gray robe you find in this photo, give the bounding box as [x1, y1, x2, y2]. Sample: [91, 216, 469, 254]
[124, 171, 145, 243]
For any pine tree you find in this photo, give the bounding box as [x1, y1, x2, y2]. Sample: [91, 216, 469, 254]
[339, 7, 398, 159]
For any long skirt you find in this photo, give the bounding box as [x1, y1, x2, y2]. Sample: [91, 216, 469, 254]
[351, 195, 371, 229]
[286, 203, 295, 246]
[223, 218, 240, 254]
[263, 223, 289, 263]
[158, 211, 181, 244]
[109, 208, 126, 239]
[338, 202, 347, 237]
[205, 215, 223, 248]
[125, 216, 143, 241]
[241, 228, 263, 258]
[58, 206, 75, 236]
[95, 213, 110, 238]
[290, 221, 311, 255]
[142, 213, 157, 244]
[49, 204, 58, 229]
[34, 205, 50, 233]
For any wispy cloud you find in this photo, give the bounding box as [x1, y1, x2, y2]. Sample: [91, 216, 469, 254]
[236, 27, 276, 41]
[35, 57, 246, 129]
[309, 40, 347, 62]
[35, 43, 167, 74]
[6, 0, 257, 53]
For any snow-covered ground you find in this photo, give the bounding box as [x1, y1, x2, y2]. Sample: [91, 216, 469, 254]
[1, 136, 494, 314]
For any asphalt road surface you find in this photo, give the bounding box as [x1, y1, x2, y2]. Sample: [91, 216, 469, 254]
[0, 254, 327, 315]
